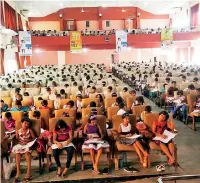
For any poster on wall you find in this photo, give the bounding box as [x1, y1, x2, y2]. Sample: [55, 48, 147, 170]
[161, 28, 173, 48]
[70, 31, 82, 53]
[116, 30, 128, 52]
[19, 31, 32, 56]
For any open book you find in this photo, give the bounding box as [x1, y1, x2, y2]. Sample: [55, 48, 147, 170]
[13, 138, 37, 151]
[126, 134, 142, 139]
[153, 130, 177, 143]
[85, 139, 104, 144]
[193, 110, 200, 113]
[51, 142, 75, 150]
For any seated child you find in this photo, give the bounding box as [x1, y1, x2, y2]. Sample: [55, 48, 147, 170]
[118, 113, 149, 167]
[141, 105, 152, 121]
[152, 111, 175, 165]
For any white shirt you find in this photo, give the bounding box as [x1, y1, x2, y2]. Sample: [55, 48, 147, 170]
[120, 123, 131, 133]
[117, 109, 126, 115]
[76, 100, 82, 110]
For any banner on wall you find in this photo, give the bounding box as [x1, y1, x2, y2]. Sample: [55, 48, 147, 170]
[70, 31, 82, 53]
[116, 30, 128, 52]
[161, 28, 173, 48]
[19, 31, 32, 56]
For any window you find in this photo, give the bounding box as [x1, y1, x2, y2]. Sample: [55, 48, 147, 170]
[86, 21, 90, 28]
[106, 20, 110, 27]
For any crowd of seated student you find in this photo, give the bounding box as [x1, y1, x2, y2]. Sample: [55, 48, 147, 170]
[0, 61, 194, 181]
[113, 60, 200, 124]
[28, 26, 195, 37]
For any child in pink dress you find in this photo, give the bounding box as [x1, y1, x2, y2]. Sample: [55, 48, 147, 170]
[12, 118, 36, 182]
[2, 112, 15, 133]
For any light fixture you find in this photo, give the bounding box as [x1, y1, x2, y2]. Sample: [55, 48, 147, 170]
[99, 13, 102, 17]
[137, 13, 140, 17]
[122, 9, 126, 13]
[28, 11, 33, 16]
[81, 7, 85, 13]
[83, 48, 87, 52]
[35, 49, 41, 53]
[1, 28, 18, 36]
[59, 14, 62, 18]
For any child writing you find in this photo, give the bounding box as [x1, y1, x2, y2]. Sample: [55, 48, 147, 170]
[118, 113, 149, 167]
[2, 112, 15, 133]
[152, 111, 175, 165]
[12, 118, 36, 182]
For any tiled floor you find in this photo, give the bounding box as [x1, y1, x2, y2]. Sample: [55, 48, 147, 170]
[2, 91, 200, 183]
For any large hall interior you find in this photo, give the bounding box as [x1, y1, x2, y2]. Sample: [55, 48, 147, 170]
[0, 0, 200, 183]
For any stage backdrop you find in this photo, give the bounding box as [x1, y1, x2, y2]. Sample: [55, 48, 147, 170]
[19, 31, 32, 56]
[70, 31, 82, 53]
[115, 30, 128, 52]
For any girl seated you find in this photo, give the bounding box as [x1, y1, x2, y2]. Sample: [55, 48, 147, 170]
[112, 96, 124, 107]
[141, 105, 152, 121]
[60, 89, 67, 99]
[63, 100, 75, 109]
[76, 94, 82, 112]
[54, 94, 61, 110]
[96, 94, 104, 109]
[52, 119, 74, 177]
[2, 112, 15, 133]
[172, 90, 187, 122]
[39, 100, 49, 110]
[189, 95, 200, 117]
[0, 99, 8, 113]
[12, 118, 36, 182]
[82, 115, 110, 174]
[32, 110, 45, 129]
[131, 96, 145, 110]
[152, 111, 175, 165]
[118, 113, 149, 167]
[89, 86, 97, 98]
[117, 102, 127, 115]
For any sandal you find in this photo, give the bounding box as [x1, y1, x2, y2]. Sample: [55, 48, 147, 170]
[13, 178, 20, 183]
[92, 169, 100, 174]
[61, 168, 68, 177]
[23, 176, 32, 182]
[143, 156, 148, 168]
[56, 168, 62, 177]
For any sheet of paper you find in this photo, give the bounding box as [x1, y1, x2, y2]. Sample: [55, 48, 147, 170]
[153, 130, 177, 143]
[193, 110, 200, 113]
[126, 134, 142, 139]
[5, 130, 15, 134]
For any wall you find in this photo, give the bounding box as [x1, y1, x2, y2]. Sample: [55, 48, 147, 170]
[30, 21, 60, 31]
[76, 20, 99, 31]
[29, 48, 191, 68]
[29, 7, 169, 30]
[140, 19, 169, 29]
[102, 20, 124, 30]
[31, 51, 58, 65]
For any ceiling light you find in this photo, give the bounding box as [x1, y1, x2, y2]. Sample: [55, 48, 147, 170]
[28, 11, 33, 16]
[35, 49, 41, 53]
[1, 28, 17, 35]
[83, 48, 87, 52]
